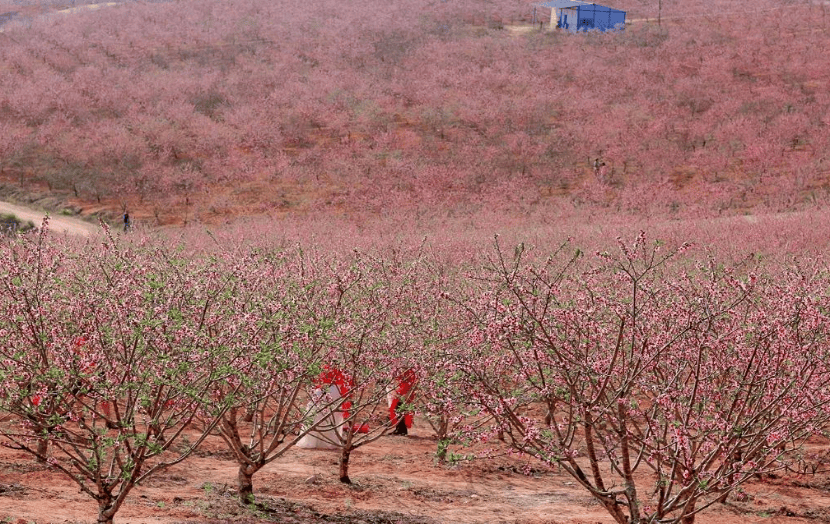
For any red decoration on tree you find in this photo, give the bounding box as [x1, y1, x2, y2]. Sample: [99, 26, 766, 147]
[315, 366, 368, 432]
[389, 369, 416, 432]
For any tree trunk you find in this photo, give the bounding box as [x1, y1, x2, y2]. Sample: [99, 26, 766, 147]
[434, 415, 450, 463]
[438, 417, 448, 441]
[97, 495, 115, 524]
[36, 435, 48, 463]
[680, 495, 697, 524]
[339, 448, 352, 484]
[238, 465, 257, 504]
[617, 401, 640, 522]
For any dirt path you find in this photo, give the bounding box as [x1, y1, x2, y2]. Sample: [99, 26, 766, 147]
[53, 2, 120, 17]
[0, 423, 826, 524]
[0, 200, 100, 237]
[0, 1, 127, 32]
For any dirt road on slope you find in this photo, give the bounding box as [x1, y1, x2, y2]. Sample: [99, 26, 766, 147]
[0, 200, 100, 237]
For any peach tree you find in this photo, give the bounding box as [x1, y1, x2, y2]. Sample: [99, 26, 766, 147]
[0, 224, 244, 523]
[453, 233, 829, 523]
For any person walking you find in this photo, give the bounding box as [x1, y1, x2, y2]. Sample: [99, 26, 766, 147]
[593, 158, 607, 183]
[123, 212, 130, 232]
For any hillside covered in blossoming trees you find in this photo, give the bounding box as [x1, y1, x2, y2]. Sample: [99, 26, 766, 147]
[0, 0, 827, 225]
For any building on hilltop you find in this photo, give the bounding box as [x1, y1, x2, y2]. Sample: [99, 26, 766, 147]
[535, 1, 626, 32]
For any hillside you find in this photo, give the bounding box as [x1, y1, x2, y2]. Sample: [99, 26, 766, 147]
[0, 0, 828, 228]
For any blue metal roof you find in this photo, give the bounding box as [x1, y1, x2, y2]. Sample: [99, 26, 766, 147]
[536, 1, 625, 12]
[536, 1, 589, 8]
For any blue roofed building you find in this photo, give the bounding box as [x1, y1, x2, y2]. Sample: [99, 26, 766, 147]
[535, 1, 626, 32]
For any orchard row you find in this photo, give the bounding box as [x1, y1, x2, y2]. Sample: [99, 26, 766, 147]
[0, 222, 827, 523]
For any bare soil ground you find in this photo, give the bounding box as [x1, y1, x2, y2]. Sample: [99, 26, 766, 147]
[0, 200, 100, 237]
[0, 422, 827, 524]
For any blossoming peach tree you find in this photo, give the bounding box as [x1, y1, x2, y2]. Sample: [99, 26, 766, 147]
[409, 252, 495, 464]
[202, 246, 349, 503]
[321, 248, 429, 484]
[0, 224, 245, 523]
[453, 233, 829, 523]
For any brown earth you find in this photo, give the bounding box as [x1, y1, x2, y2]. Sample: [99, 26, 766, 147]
[0, 422, 827, 524]
[0, 200, 100, 237]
